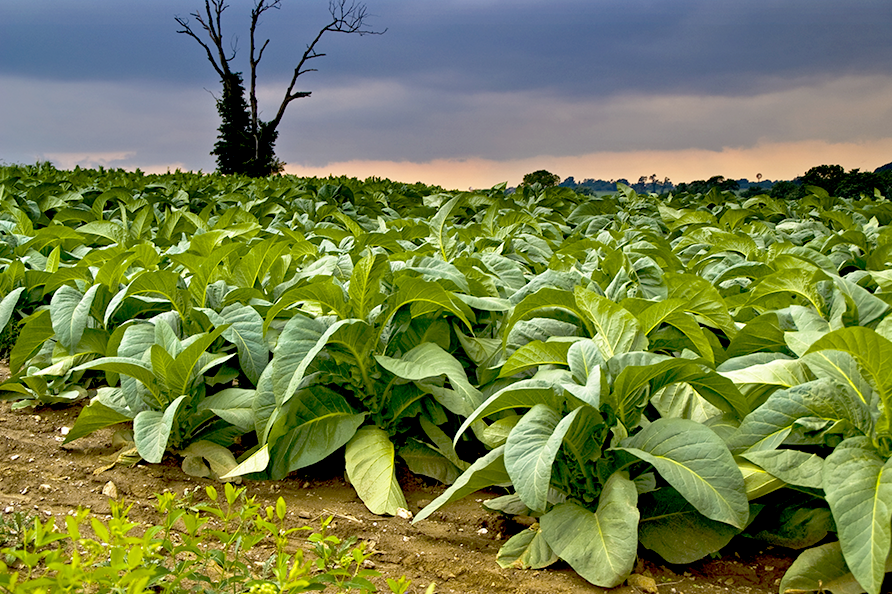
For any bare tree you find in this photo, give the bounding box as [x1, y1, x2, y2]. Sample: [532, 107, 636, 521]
[176, 0, 384, 176]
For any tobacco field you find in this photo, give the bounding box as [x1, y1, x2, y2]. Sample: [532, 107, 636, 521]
[2, 163, 892, 593]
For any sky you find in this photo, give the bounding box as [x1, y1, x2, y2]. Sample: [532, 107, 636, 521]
[2, 0, 892, 190]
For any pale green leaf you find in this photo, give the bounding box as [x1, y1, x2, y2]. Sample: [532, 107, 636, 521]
[573, 285, 646, 358]
[823, 437, 892, 594]
[780, 540, 880, 594]
[728, 378, 872, 455]
[504, 404, 567, 513]
[618, 418, 749, 528]
[376, 342, 483, 417]
[413, 446, 509, 523]
[345, 425, 407, 515]
[63, 399, 132, 444]
[133, 394, 188, 463]
[638, 486, 740, 564]
[50, 284, 100, 354]
[742, 449, 824, 489]
[539, 472, 639, 588]
[496, 527, 558, 570]
[498, 340, 571, 378]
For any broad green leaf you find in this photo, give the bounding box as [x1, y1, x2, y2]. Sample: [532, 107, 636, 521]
[274, 278, 348, 318]
[63, 399, 132, 444]
[738, 458, 785, 500]
[94, 251, 138, 291]
[223, 444, 270, 479]
[780, 540, 883, 594]
[504, 404, 568, 513]
[270, 313, 328, 405]
[663, 311, 715, 365]
[419, 416, 468, 471]
[384, 275, 474, 333]
[405, 255, 470, 293]
[728, 378, 872, 455]
[413, 446, 509, 523]
[573, 286, 646, 358]
[165, 325, 229, 397]
[231, 236, 289, 289]
[45, 246, 60, 272]
[10, 309, 54, 373]
[197, 388, 255, 432]
[77, 220, 125, 244]
[398, 440, 462, 484]
[50, 284, 100, 354]
[251, 364, 276, 440]
[199, 304, 268, 386]
[180, 440, 238, 481]
[133, 394, 188, 463]
[376, 342, 483, 417]
[823, 437, 892, 594]
[718, 357, 812, 411]
[454, 379, 564, 444]
[748, 268, 827, 314]
[345, 425, 407, 516]
[638, 486, 740, 564]
[607, 355, 747, 425]
[264, 385, 366, 479]
[481, 414, 521, 448]
[725, 313, 787, 359]
[618, 418, 749, 528]
[429, 194, 462, 261]
[791, 304, 832, 334]
[742, 449, 824, 489]
[801, 350, 875, 408]
[114, 323, 156, 411]
[633, 298, 686, 335]
[833, 275, 890, 327]
[496, 527, 559, 570]
[480, 252, 527, 291]
[150, 344, 175, 389]
[154, 318, 182, 357]
[540, 472, 639, 588]
[498, 340, 571, 378]
[666, 273, 738, 339]
[503, 287, 588, 346]
[169, 242, 241, 307]
[348, 251, 388, 319]
[806, 327, 892, 435]
[125, 270, 187, 319]
[453, 293, 512, 312]
[454, 326, 502, 367]
[566, 339, 605, 385]
[270, 315, 355, 406]
[649, 362, 757, 421]
[73, 357, 163, 405]
[0, 287, 25, 334]
[650, 383, 722, 423]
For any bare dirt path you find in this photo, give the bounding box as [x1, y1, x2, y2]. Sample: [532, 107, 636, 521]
[0, 398, 794, 594]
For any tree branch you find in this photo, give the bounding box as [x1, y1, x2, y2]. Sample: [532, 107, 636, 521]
[175, 0, 237, 79]
[249, 1, 282, 134]
[267, 0, 385, 131]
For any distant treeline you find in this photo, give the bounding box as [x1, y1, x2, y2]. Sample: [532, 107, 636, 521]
[558, 162, 892, 199]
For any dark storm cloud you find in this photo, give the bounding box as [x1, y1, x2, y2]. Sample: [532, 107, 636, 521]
[4, 0, 891, 95]
[2, 0, 891, 176]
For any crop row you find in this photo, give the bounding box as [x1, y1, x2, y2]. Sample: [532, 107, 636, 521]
[2, 164, 892, 592]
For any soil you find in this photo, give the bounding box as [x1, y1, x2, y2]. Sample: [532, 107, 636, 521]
[0, 375, 796, 594]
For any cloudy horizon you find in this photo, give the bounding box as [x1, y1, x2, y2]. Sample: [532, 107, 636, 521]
[3, 0, 891, 189]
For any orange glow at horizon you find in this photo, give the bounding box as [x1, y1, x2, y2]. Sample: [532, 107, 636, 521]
[283, 139, 892, 190]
